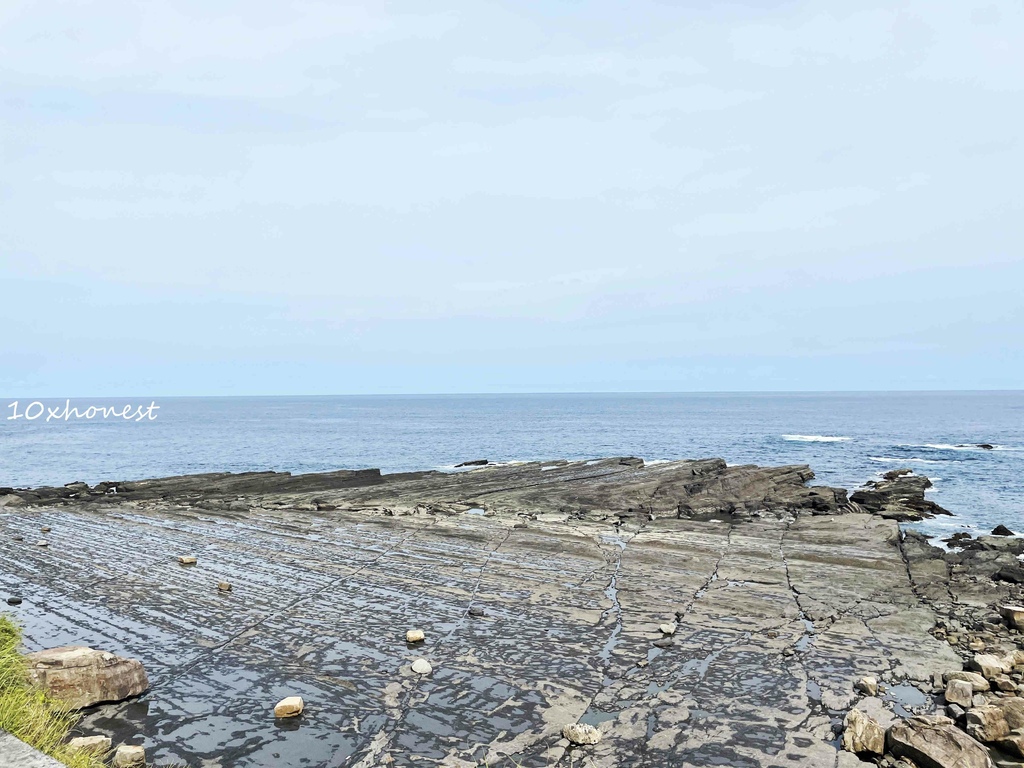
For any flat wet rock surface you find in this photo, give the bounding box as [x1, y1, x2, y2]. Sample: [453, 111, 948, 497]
[0, 458, 1004, 766]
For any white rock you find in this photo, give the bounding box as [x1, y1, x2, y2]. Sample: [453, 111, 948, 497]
[406, 629, 425, 643]
[854, 676, 878, 696]
[562, 722, 601, 745]
[178, 556, 197, 565]
[658, 623, 677, 636]
[411, 658, 433, 675]
[112, 744, 146, 768]
[274, 696, 304, 717]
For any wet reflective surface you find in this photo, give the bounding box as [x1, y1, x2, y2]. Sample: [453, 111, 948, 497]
[0, 460, 953, 766]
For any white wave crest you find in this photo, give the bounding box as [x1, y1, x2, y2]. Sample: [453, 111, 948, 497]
[868, 456, 945, 464]
[781, 434, 851, 443]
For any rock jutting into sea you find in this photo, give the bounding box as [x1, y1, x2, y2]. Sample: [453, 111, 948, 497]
[1, 457, 1022, 767]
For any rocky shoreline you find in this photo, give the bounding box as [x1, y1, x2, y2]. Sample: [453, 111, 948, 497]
[1, 457, 1022, 767]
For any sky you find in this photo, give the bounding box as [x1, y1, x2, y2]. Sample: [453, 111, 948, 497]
[1, 1, 1021, 396]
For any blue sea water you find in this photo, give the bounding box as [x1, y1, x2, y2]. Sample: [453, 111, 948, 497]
[1, 392, 1021, 538]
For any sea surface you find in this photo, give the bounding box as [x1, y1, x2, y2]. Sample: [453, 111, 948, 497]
[1, 392, 1022, 538]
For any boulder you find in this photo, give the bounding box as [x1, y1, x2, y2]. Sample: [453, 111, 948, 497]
[406, 629, 425, 643]
[970, 654, 1011, 680]
[659, 623, 677, 636]
[992, 525, 1015, 536]
[966, 705, 1010, 742]
[455, 459, 489, 467]
[888, 715, 994, 768]
[945, 679, 974, 708]
[411, 658, 432, 675]
[36, 540, 48, 547]
[999, 605, 1024, 631]
[841, 709, 885, 755]
[562, 723, 601, 746]
[274, 696, 304, 717]
[177, 556, 197, 565]
[855, 676, 879, 696]
[998, 698, 1024, 730]
[944, 671, 991, 692]
[997, 732, 1024, 759]
[25, 646, 149, 710]
[217, 582, 232, 592]
[994, 565, 1024, 584]
[112, 744, 146, 767]
[66, 735, 111, 757]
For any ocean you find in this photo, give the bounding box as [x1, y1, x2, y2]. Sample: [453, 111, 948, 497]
[2, 392, 1021, 538]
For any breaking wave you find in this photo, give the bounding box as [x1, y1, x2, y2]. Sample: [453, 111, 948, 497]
[781, 435, 851, 443]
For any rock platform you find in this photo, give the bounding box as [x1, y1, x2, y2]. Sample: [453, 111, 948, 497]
[0, 458, 1019, 767]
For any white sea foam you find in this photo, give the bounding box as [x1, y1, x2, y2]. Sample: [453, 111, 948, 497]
[781, 434, 851, 443]
[868, 456, 945, 464]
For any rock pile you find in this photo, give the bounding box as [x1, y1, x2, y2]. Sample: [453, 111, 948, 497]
[843, 605, 1024, 766]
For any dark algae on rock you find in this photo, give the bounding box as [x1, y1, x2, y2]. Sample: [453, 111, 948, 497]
[1, 457, 1022, 767]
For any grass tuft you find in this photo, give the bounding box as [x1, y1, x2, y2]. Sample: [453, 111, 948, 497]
[0, 613, 109, 768]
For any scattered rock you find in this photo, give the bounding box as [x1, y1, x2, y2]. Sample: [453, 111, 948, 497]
[66, 735, 111, 757]
[970, 653, 1010, 680]
[992, 525, 1015, 536]
[40, 526, 51, 533]
[5, 597, 22, 606]
[653, 638, 674, 649]
[274, 696, 304, 717]
[978, 444, 995, 450]
[965, 705, 1010, 742]
[11, 535, 23, 542]
[36, 540, 48, 547]
[562, 723, 601, 746]
[513, 523, 527, 529]
[659, 623, 677, 636]
[25, 646, 149, 710]
[411, 658, 433, 675]
[944, 671, 991, 692]
[112, 744, 146, 768]
[842, 709, 885, 755]
[855, 676, 879, 696]
[406, 629, 425, 643]
[1000, 605, 1024, 631]
[467, 606, 486, 617]
[994, 565, 1024, 584]
[455, 459, 489, 467]
[945, 679, 974, 708]
[887, 715, 993, 768]
[178, 556, 197, 565]
[217, 582, 232, 592]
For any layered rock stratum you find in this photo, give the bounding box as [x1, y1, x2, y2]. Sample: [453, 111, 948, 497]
[0, 458, 1021, 767]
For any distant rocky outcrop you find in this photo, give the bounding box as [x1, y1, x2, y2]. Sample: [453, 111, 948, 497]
[850, 469, 952, 521]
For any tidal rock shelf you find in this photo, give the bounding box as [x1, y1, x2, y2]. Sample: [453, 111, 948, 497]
[0, 458, 1017, 767]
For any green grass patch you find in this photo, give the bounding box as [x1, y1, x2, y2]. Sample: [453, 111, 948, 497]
[0, 613, 109, 768]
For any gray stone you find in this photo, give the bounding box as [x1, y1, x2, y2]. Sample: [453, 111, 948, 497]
[562, 723, 601, 745]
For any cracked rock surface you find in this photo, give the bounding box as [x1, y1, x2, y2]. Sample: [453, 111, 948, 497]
[0, 457, 1002, 767]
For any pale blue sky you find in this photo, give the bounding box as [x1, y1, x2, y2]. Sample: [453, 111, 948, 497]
[1, 1, 1021, 395]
